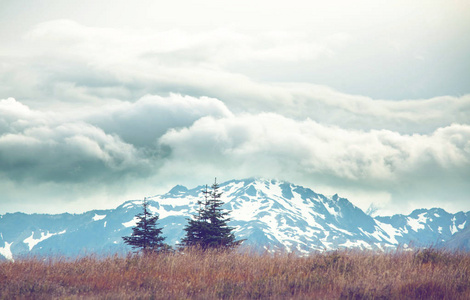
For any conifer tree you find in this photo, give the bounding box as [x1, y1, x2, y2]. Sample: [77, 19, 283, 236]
[122, 198, 168, 254]
[180, 184, 211, 247]
[181, 178, 242, 249]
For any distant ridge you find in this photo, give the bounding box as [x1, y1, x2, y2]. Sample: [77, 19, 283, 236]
[442, 226, 470, 251]
[0, 178, 469, 260]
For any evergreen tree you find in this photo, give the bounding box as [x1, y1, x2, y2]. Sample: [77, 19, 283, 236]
[180, 184, 210, 247]
[181, 178, 242, 249]
[122, 198, 168, 254]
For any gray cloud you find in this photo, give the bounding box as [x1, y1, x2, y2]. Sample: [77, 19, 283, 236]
[87, 94, 232, 147]
[0, 95, 230, 184]
[1, 94, 469, 214]
[0, 95, 234, 213]
[0, 101, 148, 184]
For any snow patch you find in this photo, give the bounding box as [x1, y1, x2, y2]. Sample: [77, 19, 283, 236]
[290, 191, 324, 228]
[0, 241, 13, 261]
[149, 196, 195, 206]
[376, 221, 401, 244]
[320, 231, 333, 250]
[224, 182, 246, 196]
[450, 224, 458, 235]
[339, 240, 372, 250]
[228, 194, 264, 222]
[148, 205, 188, 219]
[361, 221, 400, 245]
[254, 180, 282, 200]
[324, 203, 338, 217]
[458, 221, 466, 230]
[23, 230, 66, 251]
[93, 214, 106, 221]
[449, 216, 463, 235]
[122, 217, 138, 228]
[407, 213, 427, 231]
[327, 223, 353, 236]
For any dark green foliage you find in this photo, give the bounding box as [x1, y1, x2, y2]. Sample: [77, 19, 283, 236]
[122, 199, 168, 254]
[181, 178, 242, 249]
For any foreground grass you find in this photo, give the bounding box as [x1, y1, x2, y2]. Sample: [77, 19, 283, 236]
[1, 248, 469, 299]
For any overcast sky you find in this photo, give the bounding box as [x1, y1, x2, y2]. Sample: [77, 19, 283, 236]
[1, 0, 469, 215]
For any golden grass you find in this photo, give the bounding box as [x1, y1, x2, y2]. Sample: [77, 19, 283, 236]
[1, 248, 469, 299]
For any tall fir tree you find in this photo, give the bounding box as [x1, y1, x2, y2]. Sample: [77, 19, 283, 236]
[181, 178, 242, 249]
[122, 198, 168, 254]
[180, 184, 211, 247]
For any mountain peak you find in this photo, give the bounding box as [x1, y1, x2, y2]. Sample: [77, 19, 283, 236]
[167, 185, 188, 195]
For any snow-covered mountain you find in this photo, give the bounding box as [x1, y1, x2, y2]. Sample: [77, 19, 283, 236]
[1, 178, 469, 260]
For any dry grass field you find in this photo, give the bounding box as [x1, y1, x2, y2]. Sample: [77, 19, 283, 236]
[1, 248, 469, 299]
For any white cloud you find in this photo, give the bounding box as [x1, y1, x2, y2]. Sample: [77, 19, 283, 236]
[2, 19, 468, 134]
[1, 94, 469, 214]
[158, 113, 470, 214]
[0, 120, 147, 183]
[159, 114, 470, 181]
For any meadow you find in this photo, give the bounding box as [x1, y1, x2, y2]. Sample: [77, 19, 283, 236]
[1, 248, 469, 299]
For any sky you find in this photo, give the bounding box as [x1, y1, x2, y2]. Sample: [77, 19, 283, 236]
[0, 0, 469, 215]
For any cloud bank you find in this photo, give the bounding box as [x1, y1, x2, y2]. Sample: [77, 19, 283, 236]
[1, 95, 469, 215]
[0, 0, 469, 214]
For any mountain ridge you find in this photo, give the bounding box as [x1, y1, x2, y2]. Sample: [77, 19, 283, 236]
[1, 178, 469, 260]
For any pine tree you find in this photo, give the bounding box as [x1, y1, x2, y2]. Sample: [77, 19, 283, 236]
[180, 184, 210, 247]
[122, 198, 168, 254]
[181, 178, 242, 249]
